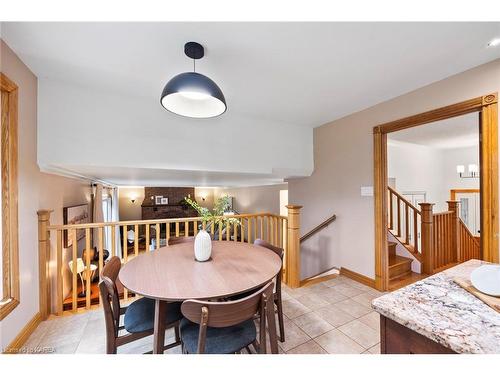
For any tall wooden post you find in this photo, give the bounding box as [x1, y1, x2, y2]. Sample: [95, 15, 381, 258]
[37, 210, 52, 320]
[286, 205, 302, 288]
[447, 201, 460, 263]
[419, 203, 434, 275]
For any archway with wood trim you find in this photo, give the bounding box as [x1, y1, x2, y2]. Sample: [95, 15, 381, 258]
[373, 93, 498, 291]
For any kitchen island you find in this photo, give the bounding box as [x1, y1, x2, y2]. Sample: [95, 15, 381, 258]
[372, 260, 500, 354]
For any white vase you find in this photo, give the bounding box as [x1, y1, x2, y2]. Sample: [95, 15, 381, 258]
[194, 229, 212, 262]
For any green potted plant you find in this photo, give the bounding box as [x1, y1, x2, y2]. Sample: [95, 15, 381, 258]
[184, 195, 239, 261]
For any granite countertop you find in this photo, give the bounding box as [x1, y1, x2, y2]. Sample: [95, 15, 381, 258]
[372, 260, 500, 353]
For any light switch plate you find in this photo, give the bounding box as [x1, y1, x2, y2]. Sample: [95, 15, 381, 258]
[361, 186, 374, 197]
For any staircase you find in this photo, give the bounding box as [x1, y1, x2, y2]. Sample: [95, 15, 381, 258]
[387, 186, 481, 284]
[388, 241, 413, 281]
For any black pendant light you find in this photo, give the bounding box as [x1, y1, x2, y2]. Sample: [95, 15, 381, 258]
[160, 42, 227, 118]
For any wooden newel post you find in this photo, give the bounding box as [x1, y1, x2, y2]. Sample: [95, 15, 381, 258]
[419, 203, 434, 275]
[37, 210, 52, 320]
[286, 205, 302, 288]
[447, 201, 460, 263]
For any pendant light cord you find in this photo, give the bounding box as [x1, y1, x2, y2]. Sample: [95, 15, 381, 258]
[193, 58, 196, 73]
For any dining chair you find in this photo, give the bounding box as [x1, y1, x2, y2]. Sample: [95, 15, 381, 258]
[99, 256, 183, 354]
[180, 282, 278, 354]
[168, 236, 195, 246]
[253, 239, 285, 343]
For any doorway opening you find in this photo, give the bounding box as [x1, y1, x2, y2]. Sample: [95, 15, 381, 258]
[373, 93, 498, 291]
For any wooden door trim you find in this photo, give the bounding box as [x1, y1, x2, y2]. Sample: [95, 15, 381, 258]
[373, 93, 498, 291]
[0, 72, 20, 320]
[450, 189, 480, 201]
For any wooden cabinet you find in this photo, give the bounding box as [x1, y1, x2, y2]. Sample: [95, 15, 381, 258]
[380, 316, 456, 354]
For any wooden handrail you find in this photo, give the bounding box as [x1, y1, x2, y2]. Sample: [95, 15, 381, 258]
[47, 212, 285, 230]
[300, 214, 336, 243]
[387, 186, 421, 213]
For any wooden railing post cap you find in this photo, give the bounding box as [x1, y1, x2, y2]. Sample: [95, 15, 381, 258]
[37, 209, 53, 218]
[418, 203, 434, 208]
[286, 205, 303, 210]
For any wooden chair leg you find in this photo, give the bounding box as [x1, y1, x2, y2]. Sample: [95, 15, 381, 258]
[174, 323, 180, 343]
[266, 297, 279, 354]
[275, 297, 285, 343]
[106, 337, 117, 354]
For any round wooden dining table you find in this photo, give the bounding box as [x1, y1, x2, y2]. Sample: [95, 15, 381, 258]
[119, 240, 282, 354]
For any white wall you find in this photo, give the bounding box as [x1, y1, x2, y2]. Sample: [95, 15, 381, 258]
[442, 146, 480, 193]
[388, 141, 479, 213]
[289, 58, 500, 279]
[37, 79, 313, 185]
[388, 140, 448, 211]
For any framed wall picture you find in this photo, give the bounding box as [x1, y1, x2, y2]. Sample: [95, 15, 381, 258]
[63, 203, 90, 248]
[155, 196, 163, 205]
[161, 197, 168, 205]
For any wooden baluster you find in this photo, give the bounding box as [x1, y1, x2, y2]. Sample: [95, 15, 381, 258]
[98, 227, 104, 306]
[262, 216, 265, 241]
[267, 216, 271, 242]
[240, 219, 245, 243]
[226, 219, 231, 241]
[56, 230, 63, 315]
[202, 220, 206, 231]
[276, 217, 280, 247]
[218, 219, 222, 241]
[279, 218, 284, 248]
[85, 228, 91, 310]
[397, 197, 401, 237]
[389, 191, 394, 230]
[233, 221, 238, 242]
[447, 201, 460, 263]
[270, 216, 274, 245]
[254, 217, 258, 241]
[166, 222, 170, 244]
[248, 217, 252, 244]
[185, 221, 189, 237]
[175, 222, 180, 237]
[211, 219, 215, 236]
[419, 203, 434, 275]
[194, 220, 198, 236]
[111, 225, 116, 257]
[156, 223, 160, 249]
[71, 229, 78, 312]
[123, 225, 128, 299]
[134, 224, 139, 257]
[413, 211, 418, 253]
[269, 216, 277, 246]
[405, 204, 410, 245]
[146, 224, 150, 252]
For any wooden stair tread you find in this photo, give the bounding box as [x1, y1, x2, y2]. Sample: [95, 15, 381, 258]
[388, 254, 413, 281]
[388, 254, 413, 268]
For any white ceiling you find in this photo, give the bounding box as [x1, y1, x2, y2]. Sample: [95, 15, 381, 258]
[388, 112, 479, 149]
[2, 22, 500, 129]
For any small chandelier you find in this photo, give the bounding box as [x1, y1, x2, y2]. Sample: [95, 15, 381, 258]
[160, 42, 227, 119]
[456, 164, 479, 179]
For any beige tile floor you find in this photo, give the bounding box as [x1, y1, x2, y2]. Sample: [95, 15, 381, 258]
[22, 275, 385, 354]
